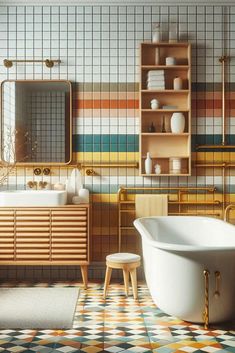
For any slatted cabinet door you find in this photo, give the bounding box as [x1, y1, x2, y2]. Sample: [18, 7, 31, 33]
[15, 209, 51, 262]
[0, 210, 15, 260]
[51, 208, 88, 263]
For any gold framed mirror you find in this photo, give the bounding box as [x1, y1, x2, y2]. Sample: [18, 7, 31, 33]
[0, 80, 72, 165]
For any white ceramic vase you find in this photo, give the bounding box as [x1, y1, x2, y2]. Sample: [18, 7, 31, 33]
[170, 112, 185, 133]
[173, 77, 183, 90]
[145, 152, 152, 174]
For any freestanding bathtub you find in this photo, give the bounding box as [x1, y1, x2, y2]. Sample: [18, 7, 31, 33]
[134, 216, 235, 324]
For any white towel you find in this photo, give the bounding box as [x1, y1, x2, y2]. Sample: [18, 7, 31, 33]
[148, 70, 164, 76]
[148, 77, 164, 81]
[135, 194, 168, 217]
[147, 82, 165, 86]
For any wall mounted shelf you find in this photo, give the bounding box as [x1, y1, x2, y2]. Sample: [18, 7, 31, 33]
[139, 42, 191, 176]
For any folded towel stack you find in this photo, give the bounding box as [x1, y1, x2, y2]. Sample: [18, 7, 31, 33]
[147, 70, 165, 90]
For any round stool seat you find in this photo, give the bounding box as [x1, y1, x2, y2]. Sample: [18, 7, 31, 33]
[106, 252, 141, 264]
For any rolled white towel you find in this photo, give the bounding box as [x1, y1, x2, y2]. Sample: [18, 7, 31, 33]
[148, 70, 164, 76]
[147, 79, 165, 84]
[147, 82, 165, 87]
[147, 86, 165, 90]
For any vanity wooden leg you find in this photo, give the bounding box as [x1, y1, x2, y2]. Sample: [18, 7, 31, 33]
[81, 265, 88, 289]
[103, 266, 112, 299]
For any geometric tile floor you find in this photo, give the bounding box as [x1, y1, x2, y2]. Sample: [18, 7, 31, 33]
[0, 282, 234, 352]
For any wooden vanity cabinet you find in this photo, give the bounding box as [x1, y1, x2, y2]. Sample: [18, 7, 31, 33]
[0, 204, 90, 288]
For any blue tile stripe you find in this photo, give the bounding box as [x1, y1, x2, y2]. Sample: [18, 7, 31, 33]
[192, 134, 235, 151]
[73, 134, 139, 152]
[73, 134, 235, 153]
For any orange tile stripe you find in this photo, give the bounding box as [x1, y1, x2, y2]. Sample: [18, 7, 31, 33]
[76, 99, 139, 109]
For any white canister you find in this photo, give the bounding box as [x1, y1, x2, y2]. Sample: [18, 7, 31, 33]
[151, 99, 159, 110]
[165, 57, 176, 66]
[78, 187, 89, 203]
[145, 152, 152, 174]
[170, 158, 182, 174]
[170, 112, 185, 133]
[154, 164, 161, 175]
[173, 77, 183, 90]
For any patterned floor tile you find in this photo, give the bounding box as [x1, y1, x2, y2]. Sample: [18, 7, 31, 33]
[0, 282, 233, 353]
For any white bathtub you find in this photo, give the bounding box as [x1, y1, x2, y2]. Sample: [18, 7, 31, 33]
[134, 216, 235, 324]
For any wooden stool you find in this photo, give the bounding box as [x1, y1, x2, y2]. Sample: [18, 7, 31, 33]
[103, 253, 141, 299]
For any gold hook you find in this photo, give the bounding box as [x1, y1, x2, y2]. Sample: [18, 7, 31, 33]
[44, 59, 54, 68]
[3, 59, 13, 68]
[86, 168, 95, 176]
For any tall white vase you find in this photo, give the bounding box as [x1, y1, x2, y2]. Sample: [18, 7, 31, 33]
[145, 152, 152, 174]
[170, 112, 185, 133]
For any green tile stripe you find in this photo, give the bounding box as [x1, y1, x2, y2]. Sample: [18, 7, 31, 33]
[73, 134, 235, 153]
[73, 134, 139, 152]
[192, 134, 235, 151]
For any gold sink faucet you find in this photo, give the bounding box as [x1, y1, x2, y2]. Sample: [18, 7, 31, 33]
[38, 181, 48, 189]
[27, 181, 48, 190]
[27, 181, 38, 189]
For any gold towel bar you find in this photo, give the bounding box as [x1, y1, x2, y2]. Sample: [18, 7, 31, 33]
[3, 59, 61, 68]
[224, 203, 235, 222]
[195, 162, 235, 168]
[196, 145, 235, 150]
[196, 55, 229, 150]
[118, 186, 216, 201]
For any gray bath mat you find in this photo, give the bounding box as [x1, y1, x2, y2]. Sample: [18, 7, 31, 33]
[0, 287, 79, 329]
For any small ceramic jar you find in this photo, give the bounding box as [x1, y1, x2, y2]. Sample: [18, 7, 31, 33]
[173, 77, 183, 90]
[165, 57, 176, 66]
[154, 164, 161, 175]
[151, 99, 159, 110]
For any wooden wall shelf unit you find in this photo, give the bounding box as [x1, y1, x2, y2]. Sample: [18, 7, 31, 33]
[0, 204, 90, 288]
[140, 42, 191, 176]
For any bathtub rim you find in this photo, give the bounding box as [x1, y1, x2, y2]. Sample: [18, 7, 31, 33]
[134, 216, 235, 252]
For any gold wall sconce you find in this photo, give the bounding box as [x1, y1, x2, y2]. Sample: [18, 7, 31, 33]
[3, 59, 61, 68]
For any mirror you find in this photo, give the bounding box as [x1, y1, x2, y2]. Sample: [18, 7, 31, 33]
[1, 80, 72, 165]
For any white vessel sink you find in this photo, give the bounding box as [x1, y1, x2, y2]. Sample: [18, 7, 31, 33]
[0, 190, 67, 207]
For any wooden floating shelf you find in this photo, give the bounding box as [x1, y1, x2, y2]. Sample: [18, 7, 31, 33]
[141, 42, 190, 47]
[141, 89, 189, 93]
[141, 65, 189, 69]
[141, 156, 190, 159]
[141, 109, 189, 112]
[141, 133, 189, 136]
[141, 173, 190, 176]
